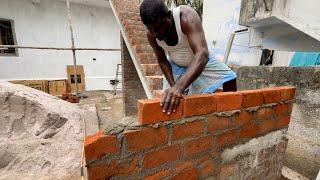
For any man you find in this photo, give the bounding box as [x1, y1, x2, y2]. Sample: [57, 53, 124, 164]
[140, 0, 237, 115]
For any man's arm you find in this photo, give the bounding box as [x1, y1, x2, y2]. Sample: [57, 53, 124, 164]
[147, 32, 175, 87]
[161, 6, 209, 114]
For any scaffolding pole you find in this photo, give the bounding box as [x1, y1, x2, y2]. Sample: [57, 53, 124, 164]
[67, 0, 79, 96]
[0, 45, 121, 51]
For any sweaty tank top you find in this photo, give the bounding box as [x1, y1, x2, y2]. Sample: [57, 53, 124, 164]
[156, 6, 194, 67]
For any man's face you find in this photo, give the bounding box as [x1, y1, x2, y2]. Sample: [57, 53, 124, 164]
[146, 16, 171, 41]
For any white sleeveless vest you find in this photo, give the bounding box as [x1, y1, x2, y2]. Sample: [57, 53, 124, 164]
[156, 6, 194, 67]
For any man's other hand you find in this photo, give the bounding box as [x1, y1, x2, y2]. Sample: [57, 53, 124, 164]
[160, 86, 184, 115]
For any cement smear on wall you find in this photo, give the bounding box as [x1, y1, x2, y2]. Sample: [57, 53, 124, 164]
[0, 81, 83, 180]
[222, 129, 287, 163]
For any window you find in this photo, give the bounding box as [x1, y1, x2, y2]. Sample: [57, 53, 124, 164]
[0, 19, 17, 56]
[70, 75, 82, 84]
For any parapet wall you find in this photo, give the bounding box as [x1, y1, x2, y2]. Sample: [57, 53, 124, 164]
[84, 86, 295, 179]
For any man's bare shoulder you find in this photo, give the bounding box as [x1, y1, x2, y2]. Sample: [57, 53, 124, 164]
[179, 5, 202, 33]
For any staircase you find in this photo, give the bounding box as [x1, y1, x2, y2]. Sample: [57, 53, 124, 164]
[110, 0, 163, 99]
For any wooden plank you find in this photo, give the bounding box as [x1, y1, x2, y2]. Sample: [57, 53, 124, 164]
[49, 80, 67, 96]
[67, 65, 86, 93]
[10, 80, 49, 93]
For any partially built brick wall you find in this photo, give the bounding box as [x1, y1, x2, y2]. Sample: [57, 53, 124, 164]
[85, 86, 295, 179]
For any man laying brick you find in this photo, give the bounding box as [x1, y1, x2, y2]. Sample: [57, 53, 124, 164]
[140, 0, 237, 115]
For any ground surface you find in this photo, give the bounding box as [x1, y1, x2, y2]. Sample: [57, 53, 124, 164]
[79, 90, 123, 135]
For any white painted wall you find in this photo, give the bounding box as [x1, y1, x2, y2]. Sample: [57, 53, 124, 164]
[272, 51, 294, 66]
[202, 0, 297, 66]
[241, 0, 320, 52]
[202, 0, 262, 66]
[0, 0, 121, 91]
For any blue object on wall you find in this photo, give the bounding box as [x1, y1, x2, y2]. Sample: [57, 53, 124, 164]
[290, 52, 320, 66]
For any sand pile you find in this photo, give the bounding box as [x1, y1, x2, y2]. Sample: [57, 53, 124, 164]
[0, 81, 83, 180]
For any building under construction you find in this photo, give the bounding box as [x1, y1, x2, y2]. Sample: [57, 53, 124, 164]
[0, 0, 319, 179]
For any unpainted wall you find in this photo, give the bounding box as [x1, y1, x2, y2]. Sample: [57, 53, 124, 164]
[233, 66, 320, 179]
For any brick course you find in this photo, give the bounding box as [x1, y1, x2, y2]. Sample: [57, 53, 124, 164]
[85, 86, 295, 179]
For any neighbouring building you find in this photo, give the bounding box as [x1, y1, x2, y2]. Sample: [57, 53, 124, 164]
[0, 0, 121, 91]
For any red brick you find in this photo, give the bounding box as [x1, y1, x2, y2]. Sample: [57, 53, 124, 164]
[273, 103, 291, 116]
[194, 154, 211, 165]
[255, 107, 274, 120]
[240, 89, 264, 108]
[213, 92, 243, 112]
[288, 102, 293, 114]
[87, 156, 138, 180]
[137, 98, 183, 125]
[184, 136, 213, 157]
[199, 161, 216, 178]
[144, 169, 171, 180]
[172, 120, 205, 140]
[147, 53, 157, 62]
[175, 161, 194, 172]
[208, 115, 233, 134]
[125, 127, 168, 152]
[239, 123, 259, 139]
[258, 119, 276, 135]
[261, 88, 282, 104]
[276, 115, 291, 129]
[235, 111, 253, 126]
[141, 64, 162, 76]
[219, 162, 239, 179]
[84, 131, 120, 161]
[215, 129, 238, 147]
[276, 86, 296, 101]
[137, 53, 148, 63]
[171, 168, 198, 180]
[146, 76, 163, 90]
[143, 145, 181, 168]
[61, 93, 70, 100]
[212, 149, 221, 160]
[183, 94, 217, 117]
[135, 44, 149, 54]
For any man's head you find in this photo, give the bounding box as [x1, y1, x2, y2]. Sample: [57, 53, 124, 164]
[140, 0, 172, 41]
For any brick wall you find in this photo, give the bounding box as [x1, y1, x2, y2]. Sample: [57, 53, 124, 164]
[84, 86, 295, 179]
[111, 0, 163, 107]
[121, 36, 147, 116]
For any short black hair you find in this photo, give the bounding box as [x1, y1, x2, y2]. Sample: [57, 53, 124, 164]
[140, 0, 169, 25]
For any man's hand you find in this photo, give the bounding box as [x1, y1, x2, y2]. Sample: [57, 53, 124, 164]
[160, 86, 184, 115]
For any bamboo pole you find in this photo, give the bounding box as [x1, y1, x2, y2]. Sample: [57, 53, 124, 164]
[0, 45, 121, 51]
[67, 0, 79, 96]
